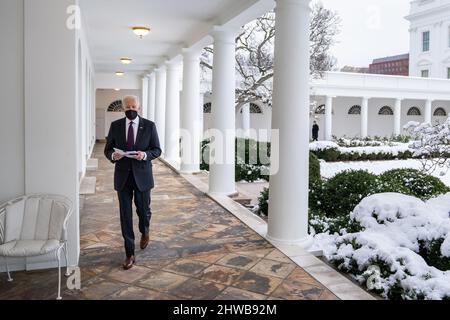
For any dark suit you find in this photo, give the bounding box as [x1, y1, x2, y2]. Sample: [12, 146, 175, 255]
[104, 116, 162, 258]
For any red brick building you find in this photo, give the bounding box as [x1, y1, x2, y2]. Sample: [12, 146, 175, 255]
[369, 53, 409, 76]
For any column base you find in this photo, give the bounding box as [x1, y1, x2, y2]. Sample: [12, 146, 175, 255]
[208, 190, 239, 198]
[265, 233, 313, 249]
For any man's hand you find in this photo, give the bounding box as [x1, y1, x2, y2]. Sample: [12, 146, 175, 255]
[135, 151, 146, 161]
[112, 152, 124, 161]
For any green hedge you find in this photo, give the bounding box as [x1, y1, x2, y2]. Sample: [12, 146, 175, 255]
[311, 148, 415, 162]
[258, 168, 450, 219]
[313, 170, 380, 218]
[378, 169, 450, 201]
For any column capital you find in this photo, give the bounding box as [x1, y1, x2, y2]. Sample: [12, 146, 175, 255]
[165, 60, 181, 70]
[210, 25, 240, 44]
[155, 65, 167, 73]
[275, 0, 312, 10]
[182, 47, 202, 59]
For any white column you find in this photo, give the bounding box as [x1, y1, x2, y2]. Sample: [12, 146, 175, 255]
[242, 103, 250, 138]
[154, 66, 167, 152]
[23, 0, 79, 267]
[394, 98, 402, 136]
[164, 61, 181, 163]
[267, 0, 312, 245]
[147, 73, 156, 121]
[208, 27, 237, 195]
[141, 76, 148, 119]
[199, 93, 204, 143]
[424, 99, 432, 124]
[324, 96, 333, 140]
[361, 97, 369, 138]
[180, 49, 202, 173]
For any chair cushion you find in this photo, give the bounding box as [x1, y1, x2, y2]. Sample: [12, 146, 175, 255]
[0, 239, 61, 257]
[4, 197, 68, 243]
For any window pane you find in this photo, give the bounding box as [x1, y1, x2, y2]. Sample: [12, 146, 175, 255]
[421, 70, 429, 78]
[423, 31, 430, 52]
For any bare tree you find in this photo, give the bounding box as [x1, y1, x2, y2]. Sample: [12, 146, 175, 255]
[201, 2, 341, 108]
[404, 119, 450, 175]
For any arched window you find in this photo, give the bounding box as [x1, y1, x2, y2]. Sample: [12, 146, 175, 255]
[203, 102, 212, 114]
[249, 103, 263, 114]
[434, 107, 447, 116]
[348, 105, 361, 115]
[407, 107, 421, 116]
[107, 100, 122, 112]
[378, 106, 394, 115]
[315, 104, 325, 114]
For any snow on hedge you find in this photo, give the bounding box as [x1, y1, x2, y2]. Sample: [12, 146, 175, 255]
[312, 192, 450, 300]
[309, 141, 411, 156]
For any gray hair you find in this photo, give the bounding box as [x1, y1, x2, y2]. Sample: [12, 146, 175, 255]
[122, 95, 140, 107]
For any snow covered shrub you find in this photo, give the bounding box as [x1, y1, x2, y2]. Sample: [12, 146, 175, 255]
[235, 163, 268, 182]
[378, 168, 450, 201]
[201, 138, 272, 182]
[309, 212, 363, 235]
[404, 118, 450, 174]
[256, 187, 269, 216]
[316, 193, 450, 300]
[309, 152, 321, 182]
[319, 170, 379, 218]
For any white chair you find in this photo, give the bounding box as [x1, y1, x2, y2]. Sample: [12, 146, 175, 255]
[0, 194, 73, 300]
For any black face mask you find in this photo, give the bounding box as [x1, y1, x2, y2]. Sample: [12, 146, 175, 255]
[125, 110, 138, 120]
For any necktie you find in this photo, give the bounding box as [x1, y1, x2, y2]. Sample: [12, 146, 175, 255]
[126, 121, 134, 151]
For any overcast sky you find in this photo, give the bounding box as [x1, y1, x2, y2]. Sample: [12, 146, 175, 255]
[315, 0, 411, 68]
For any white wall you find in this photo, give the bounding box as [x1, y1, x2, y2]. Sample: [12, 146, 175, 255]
[309, 97, 450, 139]
[0, 0, 25, 203]
[408, 1, 450, 78]
[95, 89, 141, 140]
[22, 0, 82, 269]
[1, 0, 96, 272]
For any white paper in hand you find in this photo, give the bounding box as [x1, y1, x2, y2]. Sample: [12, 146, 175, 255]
[114, 148, 139, 158]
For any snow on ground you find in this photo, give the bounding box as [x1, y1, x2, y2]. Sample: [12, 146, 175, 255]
[320, 159, 450, 186]
[312, 192, 450, 300]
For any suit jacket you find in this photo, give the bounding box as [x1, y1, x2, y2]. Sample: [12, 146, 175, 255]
[104, 116, 162, 192]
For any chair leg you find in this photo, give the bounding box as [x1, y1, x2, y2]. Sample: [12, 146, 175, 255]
[63, 242, 70, 277]
[3, 256, 13, 282]
[56, 249, 62, 300]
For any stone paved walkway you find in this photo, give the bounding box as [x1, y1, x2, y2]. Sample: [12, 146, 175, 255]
[0, 143, 338, 300]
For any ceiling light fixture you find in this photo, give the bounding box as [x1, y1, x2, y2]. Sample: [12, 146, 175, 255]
[114, 88, 120, 91]
[120, 57, 132, 65]
[132, 26, 151, 39]
[115, 71, 124, 76]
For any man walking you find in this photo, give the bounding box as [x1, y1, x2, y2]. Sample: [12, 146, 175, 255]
[312, 121, 320, 141]
[104, 95, 161, 270]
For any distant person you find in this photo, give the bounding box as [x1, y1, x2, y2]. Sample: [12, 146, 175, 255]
[312, 121, 319, 141]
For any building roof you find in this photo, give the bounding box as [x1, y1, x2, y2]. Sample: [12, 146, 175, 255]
[372, 54, 410, 64]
